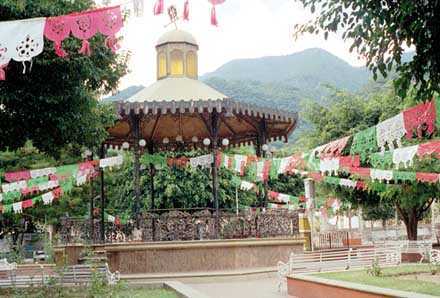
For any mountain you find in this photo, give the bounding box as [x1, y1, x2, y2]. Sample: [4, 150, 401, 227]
[202, 78, 302, 112]
[103, 85, 144, 102]
[202, 48, 371, 102]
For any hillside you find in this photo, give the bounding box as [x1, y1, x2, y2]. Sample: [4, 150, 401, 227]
[202, 48, 371, 101]
[104, 85, 144, 102]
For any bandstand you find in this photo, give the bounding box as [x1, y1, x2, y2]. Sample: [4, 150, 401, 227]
[55, 29, 304, 275]
[104, 29, 298, 233]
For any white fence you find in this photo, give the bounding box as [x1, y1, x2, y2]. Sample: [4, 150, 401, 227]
[277, 246, 401, 291]
[277, 240, 440, 291]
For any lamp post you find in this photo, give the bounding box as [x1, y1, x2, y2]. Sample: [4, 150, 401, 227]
[139, 139, 147, 211]
[261, 143, 270, 208]
[304, 178, 315, 251]
[99, 144, 107, 243]
[82, 149, 94, 243]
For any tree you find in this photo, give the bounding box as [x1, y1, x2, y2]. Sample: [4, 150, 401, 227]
[368, 158, 440, 240]
[0, 141, 92, 247]
[101, 149, 260, 217]
[298, 84, 439, 240]
[293, 0, 440, 100]
[0, 0, 128, 156]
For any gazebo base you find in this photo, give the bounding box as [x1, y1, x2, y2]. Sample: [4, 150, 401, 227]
[54, 238, 304, 274]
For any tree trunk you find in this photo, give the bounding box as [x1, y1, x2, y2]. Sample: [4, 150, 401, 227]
[396, 199, 435, 241]
[404, 214, 418, 240]
[397, 205, 418, 241]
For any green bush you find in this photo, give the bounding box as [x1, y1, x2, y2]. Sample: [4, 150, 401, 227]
[366, 258, 382, 277]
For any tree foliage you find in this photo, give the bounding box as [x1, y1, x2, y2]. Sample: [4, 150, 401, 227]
[297, 83, 402, 149]
[298, 84, 439, 239]
[0, 0, 128, 155]
[293, 0, 440, 100]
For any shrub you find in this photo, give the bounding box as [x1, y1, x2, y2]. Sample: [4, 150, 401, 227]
[366, 258, 382, 277]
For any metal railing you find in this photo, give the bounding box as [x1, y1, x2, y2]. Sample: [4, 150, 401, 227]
[58, 209, 300, 244]
[314, 231, 349, 250]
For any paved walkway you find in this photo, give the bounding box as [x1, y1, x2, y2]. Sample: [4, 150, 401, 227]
[187, 276, 288, 298]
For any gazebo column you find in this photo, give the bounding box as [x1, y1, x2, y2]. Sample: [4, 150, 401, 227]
[257, 118, 268, 207]
[99, 144, 106, 244]
[211, 110, 220, 239]
[131, 114, 141, 219]
[148, 142, 156, 240]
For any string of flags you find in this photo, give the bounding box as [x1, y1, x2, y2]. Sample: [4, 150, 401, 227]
[89, 210, 129, 225]
[104, 212, 128, 225]
[0, 156, 123, 214]
[152, 0, 225, 26]
[2, 156, 122, 184]
[310, 98, 440, 161]
[239, 180, 257, 192]
[0, 6, 124, 80]
[234, 178, 303, 210]
[0, 0, 229, 80]
[2, 183, 66, 214]
[45, 6, 123, 57]
[267, 191, 300, 206]
[139, 138, 440, 188]
[267, 203, 297, 210]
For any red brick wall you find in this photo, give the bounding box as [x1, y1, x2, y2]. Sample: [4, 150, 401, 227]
[287, 277, 392, 298]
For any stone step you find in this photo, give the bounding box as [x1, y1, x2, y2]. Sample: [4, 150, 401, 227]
[121, 267, 278, 283]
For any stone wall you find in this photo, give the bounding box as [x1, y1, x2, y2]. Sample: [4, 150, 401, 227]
[55, 238, 304, 274]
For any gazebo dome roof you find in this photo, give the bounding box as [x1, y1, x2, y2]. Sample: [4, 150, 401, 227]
[127, 77, 227, 103]
[156, 29, 198, 47]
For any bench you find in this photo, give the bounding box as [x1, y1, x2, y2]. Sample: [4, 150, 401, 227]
[0, 262, 119, 288]
[401, 240, 432, 263]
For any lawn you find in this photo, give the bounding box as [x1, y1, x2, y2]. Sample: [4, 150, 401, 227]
[119, 288, 179, 298]
[314, 265, 440, 296]
[0, 287, 179, 298]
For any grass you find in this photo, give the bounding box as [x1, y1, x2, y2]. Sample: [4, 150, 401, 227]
[0, 287, 179, 298]
[313, 264, 440, 296]
[119, 288, 179, 298]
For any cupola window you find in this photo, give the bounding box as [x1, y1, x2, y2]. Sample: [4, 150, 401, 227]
[186, 51, 197, 78]
[158, 52, 167, 79]
[170, 50, 184, 76]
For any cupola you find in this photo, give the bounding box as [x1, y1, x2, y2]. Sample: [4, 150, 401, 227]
[156, 29, 199, 80]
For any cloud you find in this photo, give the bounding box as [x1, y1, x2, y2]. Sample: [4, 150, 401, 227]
[117, 0, 363, 89]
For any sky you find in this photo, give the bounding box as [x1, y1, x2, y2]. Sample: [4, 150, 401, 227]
[114, 0, 365, 90]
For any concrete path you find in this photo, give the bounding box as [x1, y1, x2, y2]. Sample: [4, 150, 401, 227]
[187, 276, 288, 298]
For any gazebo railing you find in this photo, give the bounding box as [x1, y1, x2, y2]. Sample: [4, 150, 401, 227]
[58, 209, 300, 244]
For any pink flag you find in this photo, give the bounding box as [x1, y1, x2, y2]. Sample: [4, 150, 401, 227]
[154, 0, 164, 15]
[69, 11, 97, 56]
[44, 16, 71, 58]
[0, 64, 6, 80]
[403, 100, 436, 139]
[5, 170, 31, 183]
[183, 0, 190, 21]
[208, 0, 225, 26]
[96, 6, 123, 53]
